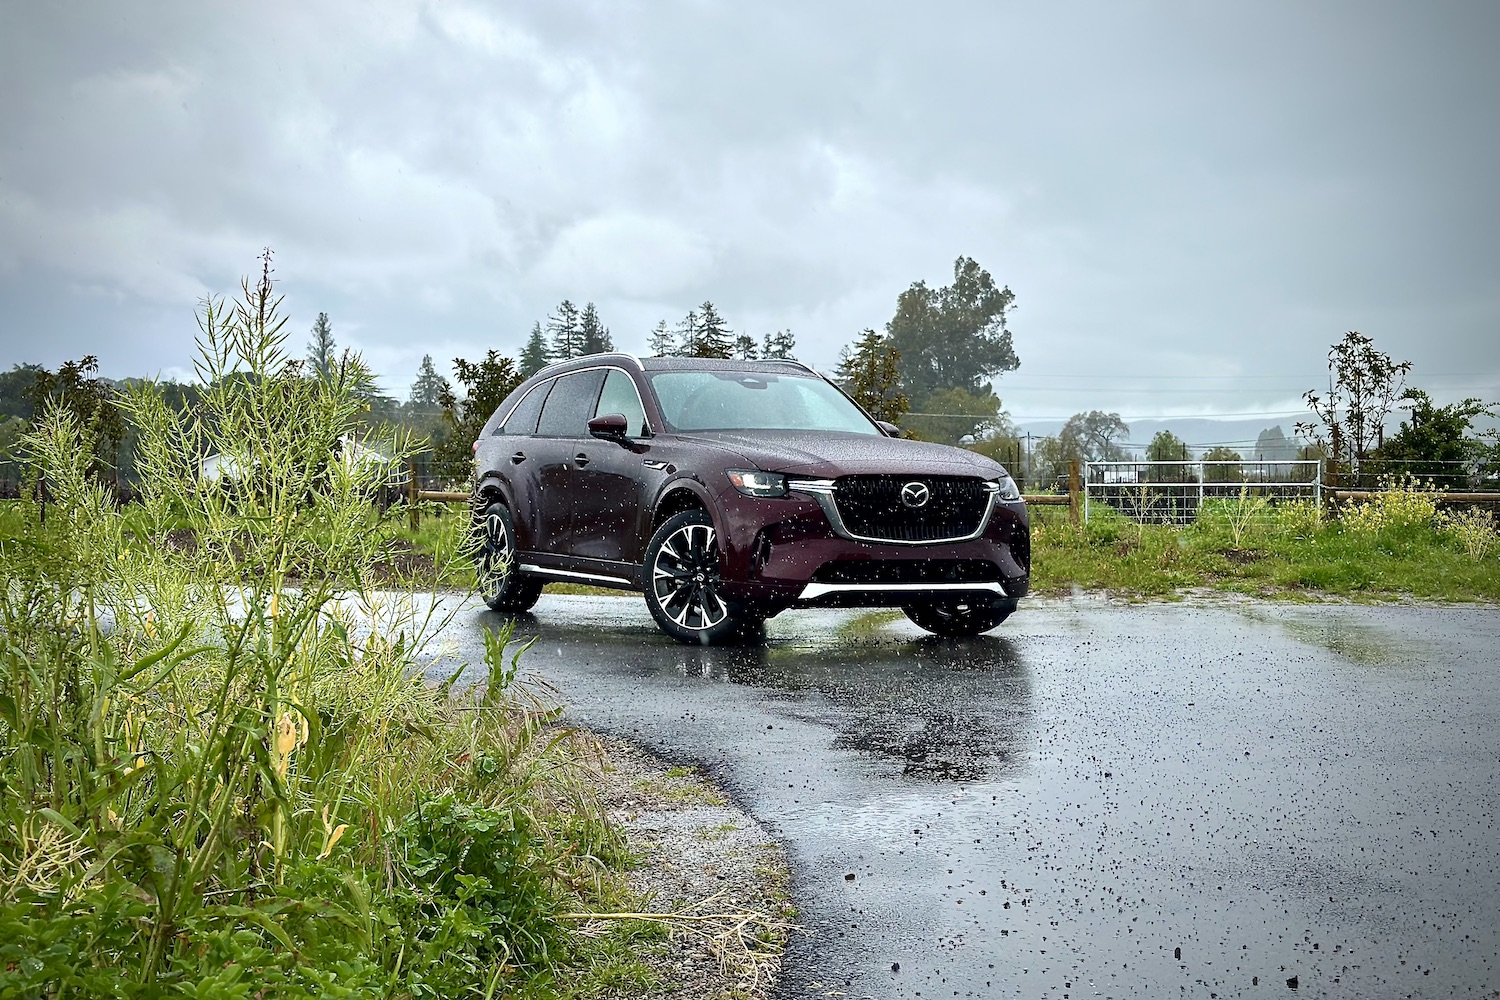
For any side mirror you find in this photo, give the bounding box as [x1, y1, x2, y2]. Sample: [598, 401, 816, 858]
[588, 412, 629, 440]
[876, 420, 901, 437]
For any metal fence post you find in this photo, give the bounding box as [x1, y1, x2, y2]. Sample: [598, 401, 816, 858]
[1315, 459, 1323, 511]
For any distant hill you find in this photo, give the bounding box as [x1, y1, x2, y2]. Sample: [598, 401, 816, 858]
[1014, 418, 1310, 458]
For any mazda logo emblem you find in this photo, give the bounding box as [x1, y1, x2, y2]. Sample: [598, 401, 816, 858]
[900, 481, 930, 508]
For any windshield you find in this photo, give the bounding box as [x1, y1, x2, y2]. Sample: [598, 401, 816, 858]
[648, 371, 880, 435]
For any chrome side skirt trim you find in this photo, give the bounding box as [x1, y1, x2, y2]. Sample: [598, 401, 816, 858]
[798, 581, 1007, 600]
[519, 564, 634, 586]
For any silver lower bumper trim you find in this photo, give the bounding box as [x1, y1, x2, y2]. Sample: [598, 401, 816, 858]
[797, 581, 1007, 601]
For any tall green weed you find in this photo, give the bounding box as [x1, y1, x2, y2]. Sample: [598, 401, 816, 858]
[0, 261, 618, 997]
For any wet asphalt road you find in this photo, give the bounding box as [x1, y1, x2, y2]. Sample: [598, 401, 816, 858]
[431, 595, 1500, 999]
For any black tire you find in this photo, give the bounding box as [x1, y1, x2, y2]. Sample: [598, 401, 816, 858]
[644, 509, 747, 645]
[901, 598, 1015, 637]
[473, 500, 543, 613]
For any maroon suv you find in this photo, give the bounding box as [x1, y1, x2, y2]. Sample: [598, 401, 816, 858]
[468, 354, 1029, 644]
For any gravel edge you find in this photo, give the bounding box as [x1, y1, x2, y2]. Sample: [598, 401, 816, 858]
[589, 735, 796, 1000]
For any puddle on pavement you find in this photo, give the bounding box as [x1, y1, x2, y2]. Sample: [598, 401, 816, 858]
[652, 620, 1036, 783]
[1241, 606, 1430, 667]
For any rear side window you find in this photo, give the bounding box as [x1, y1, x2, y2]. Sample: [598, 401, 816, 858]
[594, 369, 650, 438]
[494, 381, 551, 436]
[535, 369, 606, 437]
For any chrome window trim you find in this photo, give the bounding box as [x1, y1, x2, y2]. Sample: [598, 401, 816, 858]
[788, 478, 998, 547]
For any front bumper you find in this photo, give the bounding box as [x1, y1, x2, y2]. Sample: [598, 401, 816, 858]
[712, 484, 1030, 611]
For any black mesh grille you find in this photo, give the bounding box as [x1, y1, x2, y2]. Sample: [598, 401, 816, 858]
[811, 559, 1002, 585]
[832, 476, 990, 542]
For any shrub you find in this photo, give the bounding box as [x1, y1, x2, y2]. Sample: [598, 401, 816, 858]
[1437, 508, 1498, 559]
[1339, 474, 1440, 535]
[1269, 499, 1323, 540]
[1195, 488, 1270, 548]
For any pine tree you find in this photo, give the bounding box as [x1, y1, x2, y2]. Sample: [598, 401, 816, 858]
[835, 328, 908, 424]
[675, 309, 700, 357]
[760, 329, 796, 360]
[519, 322, 551, 377]
[579, 302, 613, 355]
[648, 320, 676, 357]
[409, 353, 451, 407]
[307, 312, 335, 380]
[547, 300, 584, 361]
[732, 334, 759, 360]
[693, 301, 733, 359]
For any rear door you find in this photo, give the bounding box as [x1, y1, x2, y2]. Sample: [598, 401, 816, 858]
[528, 369, 606, 555]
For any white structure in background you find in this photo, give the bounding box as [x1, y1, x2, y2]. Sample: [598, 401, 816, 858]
[199, 436, 391, 483]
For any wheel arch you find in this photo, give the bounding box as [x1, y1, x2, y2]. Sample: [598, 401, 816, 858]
[650, 480, 715, 534]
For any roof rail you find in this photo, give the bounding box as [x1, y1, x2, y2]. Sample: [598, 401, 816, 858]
[532, 351, 644, 377]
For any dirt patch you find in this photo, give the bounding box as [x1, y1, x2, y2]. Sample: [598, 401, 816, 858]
[1219, 547, 1265, 564]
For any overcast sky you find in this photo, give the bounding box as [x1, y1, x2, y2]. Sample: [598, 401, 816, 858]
[2, 0, 1496, 438]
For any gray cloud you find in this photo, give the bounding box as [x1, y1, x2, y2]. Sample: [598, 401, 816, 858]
[1, 0, 1496, 429]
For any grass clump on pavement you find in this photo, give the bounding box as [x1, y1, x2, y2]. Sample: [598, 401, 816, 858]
[0, 262, 654, 998]
[1032, 483, 1500, 602]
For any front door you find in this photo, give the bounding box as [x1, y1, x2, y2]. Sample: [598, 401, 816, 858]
[570, 368, 652, 563]
[528, 369, 606, 555]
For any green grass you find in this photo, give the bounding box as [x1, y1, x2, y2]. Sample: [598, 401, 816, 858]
[1031, 498, 1500, 602]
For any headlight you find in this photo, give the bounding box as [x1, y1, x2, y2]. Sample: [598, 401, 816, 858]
[727, 470, 788, 497]
[995, 475, 1021, 501]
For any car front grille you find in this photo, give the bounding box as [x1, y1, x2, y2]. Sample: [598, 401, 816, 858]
[832, 475, 990, 542]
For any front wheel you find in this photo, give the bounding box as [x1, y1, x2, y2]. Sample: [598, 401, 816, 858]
[902, 598, 1015, 637]
[644, 510, 747, 645]
[473, 501, 543, 613]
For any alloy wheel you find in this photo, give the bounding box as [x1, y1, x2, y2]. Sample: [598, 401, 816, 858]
[651, 521, 729, 631]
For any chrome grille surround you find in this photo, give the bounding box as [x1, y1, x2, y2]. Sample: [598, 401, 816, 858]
[791, 476, 998, 545]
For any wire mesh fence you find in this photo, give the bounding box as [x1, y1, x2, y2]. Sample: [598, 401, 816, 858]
[1084, 461, 1323, 525]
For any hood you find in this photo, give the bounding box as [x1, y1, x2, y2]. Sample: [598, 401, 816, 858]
[679, 429, 1005, 478]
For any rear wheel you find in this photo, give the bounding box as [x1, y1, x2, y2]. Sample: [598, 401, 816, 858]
[473, 501, 543, 613]
[902, 598, 1015, 637]
[644, 510, 747, 645]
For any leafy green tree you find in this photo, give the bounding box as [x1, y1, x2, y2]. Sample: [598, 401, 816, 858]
[409, 354, 451, 407]
[1202, 445, 1244, 483]
[732, 334, 759, 360]
[692, 301, 733, 359]
[886, 256, 1019, 404]
[760, 329, 796, 360]
[436, 351, 523, 475]
[908, 386, 1005, 444]
[579, 302, 613, 355]
[1375, 389, 1494, 485]
[648, 320, 676, 357]
[307, 311, 336, 380]
[1253, 425, 1299, 461]
[0, 363, 45, 420]
[519, 322, 552, 377]
[1146, 430, 1189, 463]
[22, 355, 127, 485]
[1297, 330, 1412, 464]
[1145, 430, 1190, 482]
[1060, 410, 1129, 462]
[1029, 435, 1072, 490]
[836, 329, 908, 425]
[547, 300, 584, 361]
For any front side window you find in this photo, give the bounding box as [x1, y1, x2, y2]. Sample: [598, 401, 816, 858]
[594, 369, 650, 437]
[648, 371, 880, 435]
[535, 370, 607, 437]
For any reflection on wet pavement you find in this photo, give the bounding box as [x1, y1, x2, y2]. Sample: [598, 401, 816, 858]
[433, 595, 1500, 999]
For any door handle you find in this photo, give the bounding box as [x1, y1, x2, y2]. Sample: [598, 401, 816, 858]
[510, 451, 526, 464]
[574, 452, 591, 468]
